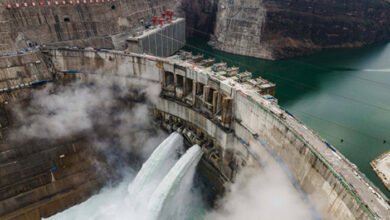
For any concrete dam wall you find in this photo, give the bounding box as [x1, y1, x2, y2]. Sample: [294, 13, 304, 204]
[127, 18, 186, 57]
[41, 48, 390, 220]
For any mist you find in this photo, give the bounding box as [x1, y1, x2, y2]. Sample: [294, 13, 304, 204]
[10, 74, 163, 158]
[45, 136, 206, 220]
[8, 71, 206, 220]
[9, 70, 315, 220]
[205, 164, 314, 220]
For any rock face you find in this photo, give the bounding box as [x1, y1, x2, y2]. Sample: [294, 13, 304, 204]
[179, 0, 218, 38]
[0, 0, 178, 53]
[3, 0, 388, 59]
[213, 0, 390, 59]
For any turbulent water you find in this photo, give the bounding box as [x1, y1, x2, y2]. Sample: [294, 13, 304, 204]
[127, 132, 183, 206]
[46, 132, 315, 220]
[147, 145, 203, 220]
[186, 38, 390, 197]
[47, 133, 205, 220]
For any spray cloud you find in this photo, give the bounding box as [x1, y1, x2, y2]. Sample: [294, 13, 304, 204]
[205, 164, 314, 220]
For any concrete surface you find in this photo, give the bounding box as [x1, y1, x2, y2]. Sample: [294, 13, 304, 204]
[372, 151, 390, 192]
[127, 18, 186, 57]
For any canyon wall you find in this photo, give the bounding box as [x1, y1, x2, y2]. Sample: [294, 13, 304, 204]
[213, 0, 390, 59]
[0, 0, 178, 53]
[3, 0, 389, 59]
[178, 0, 218, 38]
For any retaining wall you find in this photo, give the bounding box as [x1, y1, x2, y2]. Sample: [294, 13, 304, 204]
[127, 18, 186, 57]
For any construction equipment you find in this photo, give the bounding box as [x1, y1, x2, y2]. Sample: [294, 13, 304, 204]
[165, 10, 175, 23]
[152, 16, 158, 27]
[158, 18, 166, 28]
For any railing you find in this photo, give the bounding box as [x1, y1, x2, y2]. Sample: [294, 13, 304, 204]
[240, 91, 376, 219]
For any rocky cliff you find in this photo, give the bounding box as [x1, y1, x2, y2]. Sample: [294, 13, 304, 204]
[0, 0, 178, 53]
[178, 0, 218, 38]
[3, 0, 388, 59]
[212, 0, 390, 59]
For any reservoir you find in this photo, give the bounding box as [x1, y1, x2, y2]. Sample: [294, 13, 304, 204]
[186, 38, 390, 198]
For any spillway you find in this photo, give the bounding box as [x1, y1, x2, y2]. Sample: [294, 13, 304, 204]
[147, 145, 204, 220]
[46, 133, 206, 220]
[127, 132, 183, 199]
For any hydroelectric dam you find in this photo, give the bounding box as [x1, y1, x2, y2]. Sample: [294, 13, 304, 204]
[0, 3, 390, 219]
[0, 43, 389, 219]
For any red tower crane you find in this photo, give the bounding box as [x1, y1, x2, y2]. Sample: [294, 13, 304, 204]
[152, 16, 158, 27]
[158, 18, 166, 28]
[165, 10, 175, 23]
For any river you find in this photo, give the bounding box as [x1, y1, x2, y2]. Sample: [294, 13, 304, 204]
[185, 38, 390, 198]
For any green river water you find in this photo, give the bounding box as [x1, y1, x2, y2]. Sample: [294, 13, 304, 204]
[185, 38, 390, 198]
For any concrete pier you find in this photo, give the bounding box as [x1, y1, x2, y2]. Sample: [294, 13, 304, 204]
[127, 18, 186, 57]
[371, 151, 390, 192]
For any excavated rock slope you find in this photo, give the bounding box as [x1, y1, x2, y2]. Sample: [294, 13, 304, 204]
[0, 0, 178, 53]
[3, 0, 389, 59]
[213, 0, 390, 59]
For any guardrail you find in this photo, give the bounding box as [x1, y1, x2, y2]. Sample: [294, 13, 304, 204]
[240, 91, 377, 220]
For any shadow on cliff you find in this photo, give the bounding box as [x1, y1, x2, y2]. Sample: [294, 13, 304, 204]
[179, 0, 218, 39]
